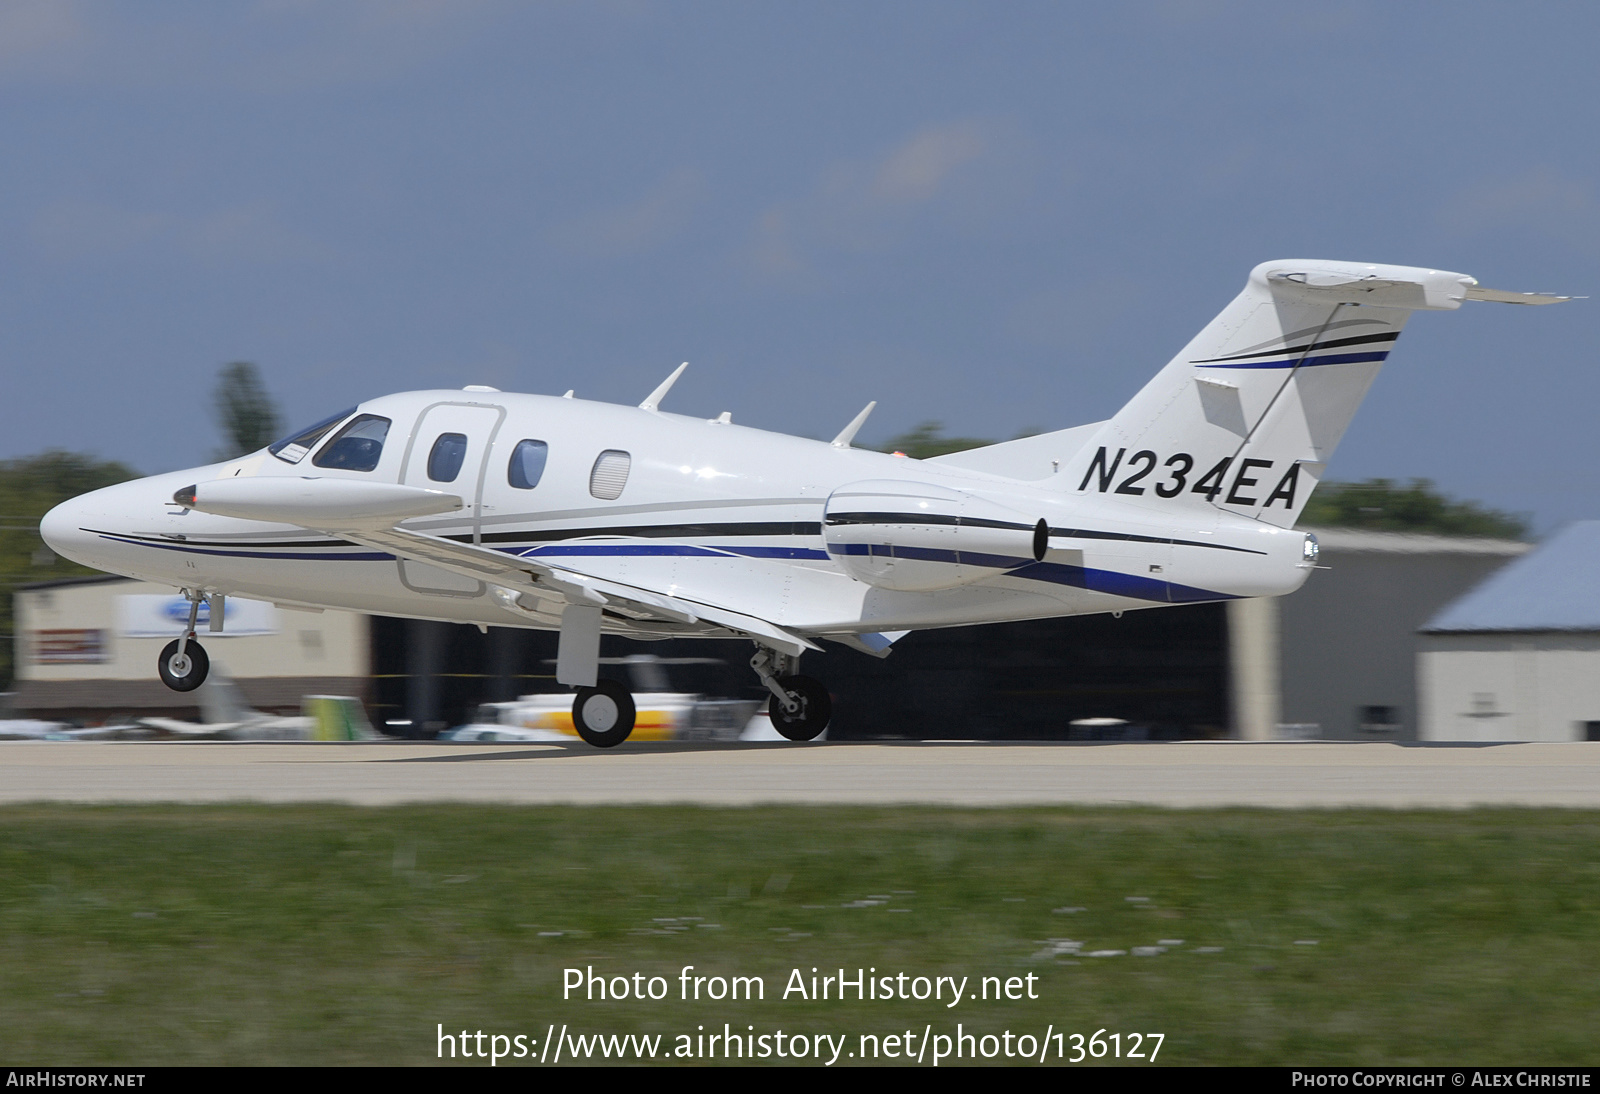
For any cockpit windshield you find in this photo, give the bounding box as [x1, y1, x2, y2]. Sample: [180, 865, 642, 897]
[268, 408, 356, 464]
[311, 414, 392, 472]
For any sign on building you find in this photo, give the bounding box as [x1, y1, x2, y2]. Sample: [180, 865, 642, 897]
[30, 629, 108, 664]
[116, 595, 278, 638]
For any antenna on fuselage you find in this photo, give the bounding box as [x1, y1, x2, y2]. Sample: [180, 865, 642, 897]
[639, 362, 688, 412]
[831, 401, 877, 448]
[562, 390, 574, 399]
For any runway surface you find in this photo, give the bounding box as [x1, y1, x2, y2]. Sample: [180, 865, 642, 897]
[1, 739, 1598, 808]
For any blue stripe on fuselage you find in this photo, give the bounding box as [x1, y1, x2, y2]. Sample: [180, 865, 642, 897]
[95, 530, 1236, 605]
[826, 541, 1235, 603]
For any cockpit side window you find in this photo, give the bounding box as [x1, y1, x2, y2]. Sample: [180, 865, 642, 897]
[507, 439, 549, 490]
[427, 433, 468, 483]
[311, 414, 392, 472]
[268, 407, 356, 464]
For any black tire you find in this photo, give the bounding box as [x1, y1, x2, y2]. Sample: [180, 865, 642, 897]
[572, 679, 636, 748]
[768, 674, 831, 741]
[158, 638, 210, 692]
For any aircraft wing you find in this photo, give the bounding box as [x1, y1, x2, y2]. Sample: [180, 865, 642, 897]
[177, 476, 822, 656]
[343, 527, 822, 656]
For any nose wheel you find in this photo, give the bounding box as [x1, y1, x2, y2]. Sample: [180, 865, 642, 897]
[571, 679, 636, 748]
[157, 588, 212, 692]
[158, 638, 210, 692]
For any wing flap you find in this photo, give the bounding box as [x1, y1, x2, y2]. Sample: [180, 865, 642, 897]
[342, 526, 821, 656]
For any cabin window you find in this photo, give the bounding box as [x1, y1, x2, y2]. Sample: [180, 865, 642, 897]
[311, 414, 391, 472]
[268, 407, 356, 464]
[589, 449, 631, 500]
[427, 433, 469, 482]
[508, 439, 549, 490]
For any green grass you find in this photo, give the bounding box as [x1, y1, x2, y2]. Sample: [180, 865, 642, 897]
[1, 805, 1597, 1065]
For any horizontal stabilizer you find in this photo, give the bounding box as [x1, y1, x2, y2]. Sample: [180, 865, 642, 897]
[1463, 286, 1575, 305]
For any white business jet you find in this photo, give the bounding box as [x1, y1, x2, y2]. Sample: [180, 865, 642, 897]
[41, 260, 1566, 747]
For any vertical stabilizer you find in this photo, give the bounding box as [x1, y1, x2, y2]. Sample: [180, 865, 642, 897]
[1060, 260, 1483, 528]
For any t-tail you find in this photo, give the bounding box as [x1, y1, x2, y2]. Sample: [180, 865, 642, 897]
[1059, 259, 1568, 528]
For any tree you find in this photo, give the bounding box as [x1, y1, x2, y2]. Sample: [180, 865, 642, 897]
[876, 421, 997, 459]
[213, 362, 283, 459]
[0, 452, 140, 689]
[1300, 478, 1529, 539]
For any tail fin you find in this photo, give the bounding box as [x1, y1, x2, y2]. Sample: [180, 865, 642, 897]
[1059, 260, 1550, 527]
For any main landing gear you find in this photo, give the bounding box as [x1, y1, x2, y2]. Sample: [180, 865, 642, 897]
[571, 679, 636, 748]
[552, 600, 829, 748]
[751, 646, 831, 741]
[157, 590, 211, 692]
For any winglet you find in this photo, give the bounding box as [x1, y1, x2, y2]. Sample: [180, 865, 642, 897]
[831, 401, 877, 448]
[640, 362, 688, 411]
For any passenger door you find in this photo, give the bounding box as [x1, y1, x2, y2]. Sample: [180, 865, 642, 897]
[397, 401, 506, 597]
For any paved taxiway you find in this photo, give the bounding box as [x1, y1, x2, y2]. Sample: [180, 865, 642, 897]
[0, 740, 1597, 807]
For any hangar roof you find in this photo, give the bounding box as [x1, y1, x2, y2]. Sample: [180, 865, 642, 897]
[1422, 521, 1600, 633]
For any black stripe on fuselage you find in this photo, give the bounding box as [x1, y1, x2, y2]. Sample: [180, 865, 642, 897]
[1048, 526, 1265, 555]
[823, 512, 1032, 532]
[473, 521, 824, 544]
[824, 513, 1265, 555]
[1191, 331, 1399, 365]
[102, 515, 1263, 557]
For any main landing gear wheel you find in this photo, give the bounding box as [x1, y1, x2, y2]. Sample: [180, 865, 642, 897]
[768, 675, 831, 741]
[157, 638, 210, 692]
[572, 679, 636, 748]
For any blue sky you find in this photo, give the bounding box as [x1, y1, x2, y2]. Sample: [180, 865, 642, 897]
[2, 1, 1596, 531]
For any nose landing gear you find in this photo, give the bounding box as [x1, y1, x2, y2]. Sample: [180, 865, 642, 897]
[751, 646, 831, 741]
[158, 638, 210, 692]
[156, 589, 212, 692]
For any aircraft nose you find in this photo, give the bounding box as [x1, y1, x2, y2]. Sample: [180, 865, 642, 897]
[40, 494, 105, 569]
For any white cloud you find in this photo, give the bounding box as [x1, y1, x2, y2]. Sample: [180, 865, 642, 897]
[31, 199, 334, 265]
[1439, 166, 1600, 247]
[0, 0, 84, 66]
[552, 167, 704, 258]
[751, 208, 802, 276]
[0, 0, 518, 91]
[748, 117, 1019, 274]
[871, 121, 987, 204]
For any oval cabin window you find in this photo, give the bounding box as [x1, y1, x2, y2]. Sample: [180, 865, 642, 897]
[427, 433, 468, 483]
[589, 450, 631, 500]
[507, 439, 549, 490]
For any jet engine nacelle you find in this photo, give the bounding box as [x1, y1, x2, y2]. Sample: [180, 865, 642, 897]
[823, 479, 1046, 592]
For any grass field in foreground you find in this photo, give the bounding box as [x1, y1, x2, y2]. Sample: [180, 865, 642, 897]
[1, 805, 1597, 1066]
